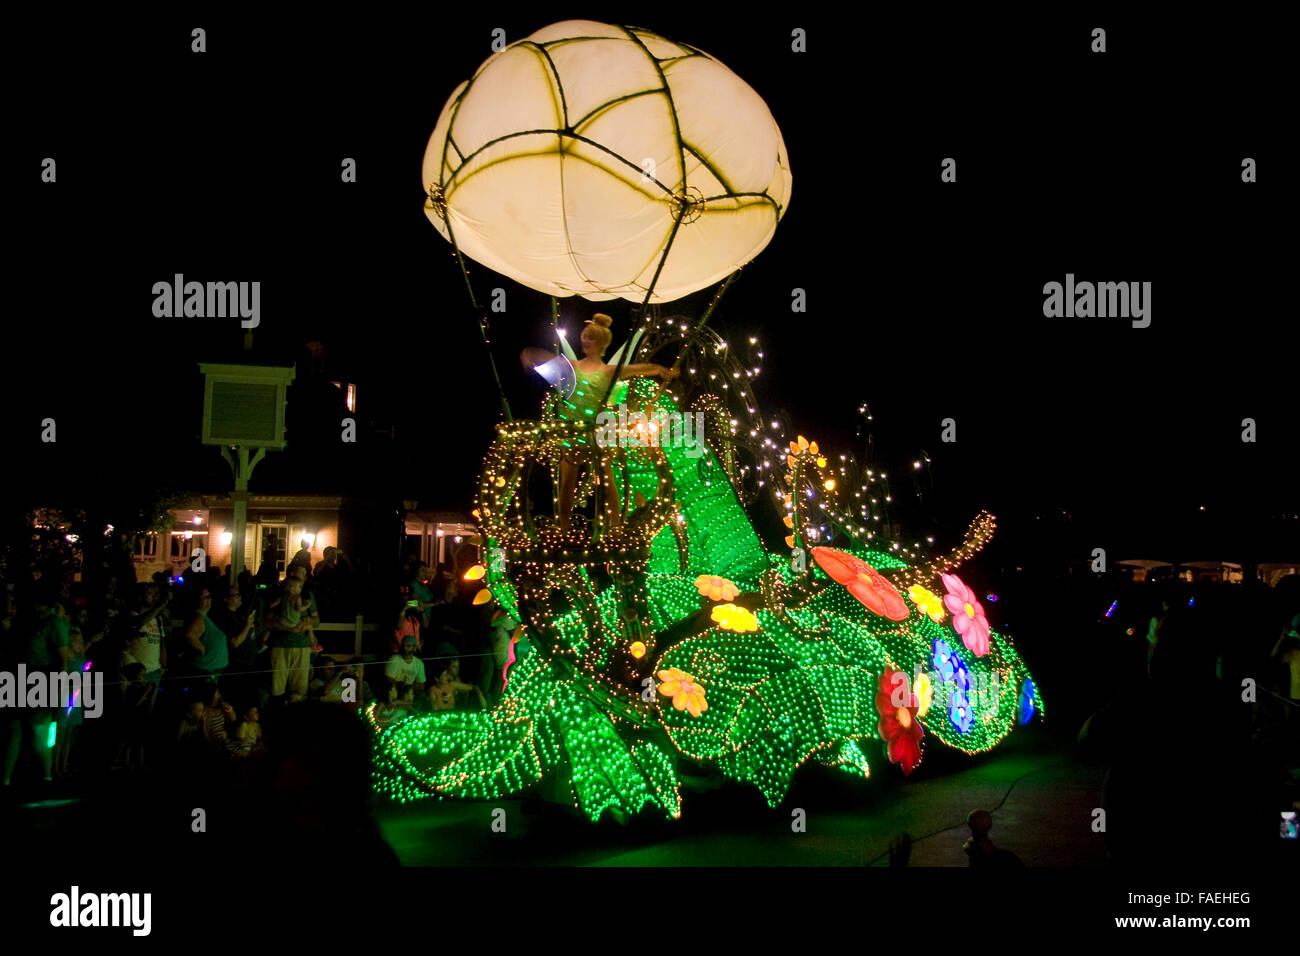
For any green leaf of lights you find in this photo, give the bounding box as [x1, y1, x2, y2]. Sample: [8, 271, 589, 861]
[654, 614, 881, 807]
[563, 700, 682, 821]
[623, 391, 767, 585]
[372, 645, 680, 822]
[818, 739, 873, 780]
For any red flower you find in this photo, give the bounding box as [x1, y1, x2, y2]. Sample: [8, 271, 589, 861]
[874, 670, 923, 775]
[812, 547, 910, 621]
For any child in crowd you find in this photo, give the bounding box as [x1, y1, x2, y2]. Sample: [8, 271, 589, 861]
[308, 656, 337, 699]
[429, 648, 485, 712]
[199, 684, 237, 755]
[232, 703, 264, 758]
[52, 629, 88, 777]
[176, 697, 205, 747]
[374, 683, 414, 728]
[120, 632, 144, 674]
[114, 662, 155, 771]
[277, 577, 306, 631]
[323, 658, 372, 713]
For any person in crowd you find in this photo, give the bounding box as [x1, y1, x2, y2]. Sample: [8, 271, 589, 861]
[962, 809, 1023, 868]
[256, 534, 282, 589]
[236, 568, 255, 606]
[236, 701, 400, 866]
[483, 610, 518, 706]
[232, 703, 265, 758]
[210, 585, 262, 707]
[71, 603, 106, 663]
[0, 591, 20, 788]
[290, 539, 314, 574]
[6, 585, 72, 785]
[1270, 609, 1300, 704]
[322, 658, 373, 713]
[97, 573, 127, 638]
[276, 575, 308, 633]
[409, 563, 437, 630]
[199, 683, 237, 755]
[384, 636, 427, 702]
[313, 548, 355, 619]
[428, 643, 485, 712]
[113, 662, 155, 771]
[174, 695, 207, 760]
[184, 587, 233, 682]
[213, 564, 232, 601]
[390, 597, 422, 655]
[1078, 592, 1272, 866]
[375, 683, 414, 728]
[52, 629, 88, 778]
[313, 546, 337, 580]
[266, 564, 321, 705]
[308, 656, 336, 700]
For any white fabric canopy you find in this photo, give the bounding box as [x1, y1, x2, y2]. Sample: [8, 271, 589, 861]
[423, 20, 792, 303]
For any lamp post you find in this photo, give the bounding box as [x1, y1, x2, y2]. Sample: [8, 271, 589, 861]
[199, 362, 296, 579]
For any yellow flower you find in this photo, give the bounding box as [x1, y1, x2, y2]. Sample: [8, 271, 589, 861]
[695, 574, 740, 602]
[657, 668, 708, 717]
[907, 584, 946, 623]
[914, 672, 933, 717]
[710, 603, 760, 633]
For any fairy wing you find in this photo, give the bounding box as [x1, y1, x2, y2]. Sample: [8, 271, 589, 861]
[556, 328, 578, 360]
[607, 327, 644, 367]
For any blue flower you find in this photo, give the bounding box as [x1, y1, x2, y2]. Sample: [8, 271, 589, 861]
[1019, 678, 1036, 725]
[932, 638, 956, 682]
[949, 687, 973, 733]
[952, 657, 971, 694]
[934, 638, 973, 733]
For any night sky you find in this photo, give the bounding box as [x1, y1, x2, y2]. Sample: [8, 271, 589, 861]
[9, 10, 1295, 564]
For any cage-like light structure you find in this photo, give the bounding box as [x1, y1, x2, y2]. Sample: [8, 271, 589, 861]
[422, 20, 792, 302]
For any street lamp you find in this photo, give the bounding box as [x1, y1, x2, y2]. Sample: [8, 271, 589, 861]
[199, 361, 296, 579]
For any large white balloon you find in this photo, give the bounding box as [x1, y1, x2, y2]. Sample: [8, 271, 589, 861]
[423, 20, 792, 303]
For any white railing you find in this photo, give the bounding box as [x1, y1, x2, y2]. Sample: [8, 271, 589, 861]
[312, 615, 381, 657]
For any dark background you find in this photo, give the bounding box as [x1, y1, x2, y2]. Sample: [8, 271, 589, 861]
[7, 9, 1295, 567]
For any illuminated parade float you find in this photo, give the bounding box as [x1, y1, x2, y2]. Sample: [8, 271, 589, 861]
[370, 21, 1042, 821]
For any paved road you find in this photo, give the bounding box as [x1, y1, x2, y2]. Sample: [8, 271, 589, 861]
[375, 724, 1109, 865]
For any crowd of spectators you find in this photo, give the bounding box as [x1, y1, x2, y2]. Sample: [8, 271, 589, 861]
[1, 542, 516, 796]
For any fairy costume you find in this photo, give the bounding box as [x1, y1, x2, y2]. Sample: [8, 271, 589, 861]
[557, 364, 612, 426]
[553, 364, 614, 462]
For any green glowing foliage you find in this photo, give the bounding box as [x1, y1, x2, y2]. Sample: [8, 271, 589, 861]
[371, 390, 1041, 822]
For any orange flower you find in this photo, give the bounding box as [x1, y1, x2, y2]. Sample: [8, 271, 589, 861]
[694, 574, 740, 602]
[657, 668, 708, 717]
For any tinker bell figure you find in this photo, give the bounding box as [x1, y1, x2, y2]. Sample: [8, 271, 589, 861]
[555, 313, 677, 532]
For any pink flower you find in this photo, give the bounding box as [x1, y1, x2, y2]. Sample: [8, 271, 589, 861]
[941, 573, 990, 657]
